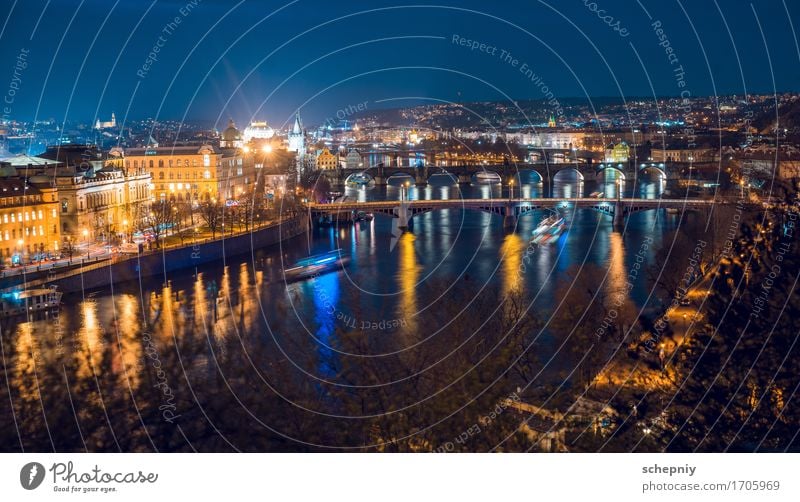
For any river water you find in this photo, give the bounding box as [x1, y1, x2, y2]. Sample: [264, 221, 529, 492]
[1, 172, 695, 451]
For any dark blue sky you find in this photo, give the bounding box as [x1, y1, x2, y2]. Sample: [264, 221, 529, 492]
[1, 0, 799, 129]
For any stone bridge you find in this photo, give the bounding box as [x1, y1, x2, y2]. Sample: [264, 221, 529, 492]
[308, 197, 716, 229]
[318, 162, 674, 186]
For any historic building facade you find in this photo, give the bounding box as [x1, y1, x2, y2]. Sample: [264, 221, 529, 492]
[0, 176, 61, 264]
[115, 144, 255, 202]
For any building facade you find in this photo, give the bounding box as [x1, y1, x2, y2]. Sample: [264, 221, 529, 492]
[116, 144, 255, 202]
[0, 177, 60, 264]
[315, 148, 338, 170]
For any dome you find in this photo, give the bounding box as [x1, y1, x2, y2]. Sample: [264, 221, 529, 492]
[243, 121, 275, 141]
[221, 119, 242, 141]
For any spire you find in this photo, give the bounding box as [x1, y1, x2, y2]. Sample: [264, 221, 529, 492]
[548, 114, 556, 128]
[292, 113, 302, 134]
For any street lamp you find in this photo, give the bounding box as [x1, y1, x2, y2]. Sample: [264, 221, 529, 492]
[16, 239, 23, 265]
[509, 179, 515, 200]
[81, 228, 89, 259]
[262, 145, 272, 154]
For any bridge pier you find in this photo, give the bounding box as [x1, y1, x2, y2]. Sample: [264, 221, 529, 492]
[415, 174, 428, 186]
[396, 201, 411, 231]
[458, 174, 472, 184]
[503, 203, 517, 229]
[613, 200, 625, 229]
[373, 176, 387, 186]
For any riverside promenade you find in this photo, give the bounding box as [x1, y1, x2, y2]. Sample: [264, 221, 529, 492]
[1, 214, 308, 294]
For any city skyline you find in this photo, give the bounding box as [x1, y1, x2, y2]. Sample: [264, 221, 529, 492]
[2, 0, 800, 126]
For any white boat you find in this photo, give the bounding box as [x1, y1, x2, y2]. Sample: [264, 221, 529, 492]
[283, 250, 350, 282]
[0, 286, 62, 318]
[475, 171, 502, 184]
[532, 215, 566, 245]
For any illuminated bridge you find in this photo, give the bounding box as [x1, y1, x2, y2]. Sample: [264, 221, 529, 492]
[308, 197, 719, 229]
[322, 162, 677, 186]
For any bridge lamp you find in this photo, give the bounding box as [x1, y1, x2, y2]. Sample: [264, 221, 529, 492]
[262, 145, 272, 154]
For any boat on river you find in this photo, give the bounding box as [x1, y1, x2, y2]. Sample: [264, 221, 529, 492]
[0, 286, 62, 318]
[532, 214, 566, 245]
[284, 250, 350, 282]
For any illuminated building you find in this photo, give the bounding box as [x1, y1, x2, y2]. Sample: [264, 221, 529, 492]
[0, 172, 60, 265]
[344, 149, 363, 169]
[605, 141, 630, 163]
[315, 148, 338, 170]
[287, 113, 305, 154]
[117, 144, 255, 202]
[243, 121, 275, 142]
[94, 113, 116, 130]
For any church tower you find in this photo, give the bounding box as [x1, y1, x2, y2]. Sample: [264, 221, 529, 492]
[548, 114, 556, 128]
[288, 113, 305, 154]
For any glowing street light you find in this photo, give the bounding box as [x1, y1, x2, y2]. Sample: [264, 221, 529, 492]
[262, 145, 272, 154]
[82, 228, 90, 259]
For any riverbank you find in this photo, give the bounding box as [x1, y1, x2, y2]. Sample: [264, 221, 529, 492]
[5, 214, 308, 294]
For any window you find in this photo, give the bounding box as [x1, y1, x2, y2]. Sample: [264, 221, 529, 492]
[38, 210, 42, 219]
[203, 154, 210, 167]
[134, 160, 138, 168]
[149, 160, 154, 168]
[169, 159, 173, 167]
[159, 172, 164, 180]
[61, 200, 68, 213]
[184, 160, 189, 167]
[158, 160, 164, 167]
[203, 170, 211, 179]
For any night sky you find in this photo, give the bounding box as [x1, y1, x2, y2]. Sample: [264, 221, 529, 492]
[1, 0, 799, 129]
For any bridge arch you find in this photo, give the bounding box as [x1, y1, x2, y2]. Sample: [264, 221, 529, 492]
[552, 168, 585, 181]
[639, 164, 666, 180]
[386, 172, 416, 184]
[515, 169, 544, 184]
[596, 164, 627, 181]
[428, 171, 458, 184]
[472, 169, 502, 184]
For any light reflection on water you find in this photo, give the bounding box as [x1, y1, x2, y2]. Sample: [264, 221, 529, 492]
[1, 175, 682, 449]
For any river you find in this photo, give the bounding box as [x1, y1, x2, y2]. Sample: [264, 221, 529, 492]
[0, 172, 697, 451]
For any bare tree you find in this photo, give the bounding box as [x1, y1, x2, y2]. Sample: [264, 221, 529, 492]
[140, 199, 176, 249]
[199, 198, 223, 239]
